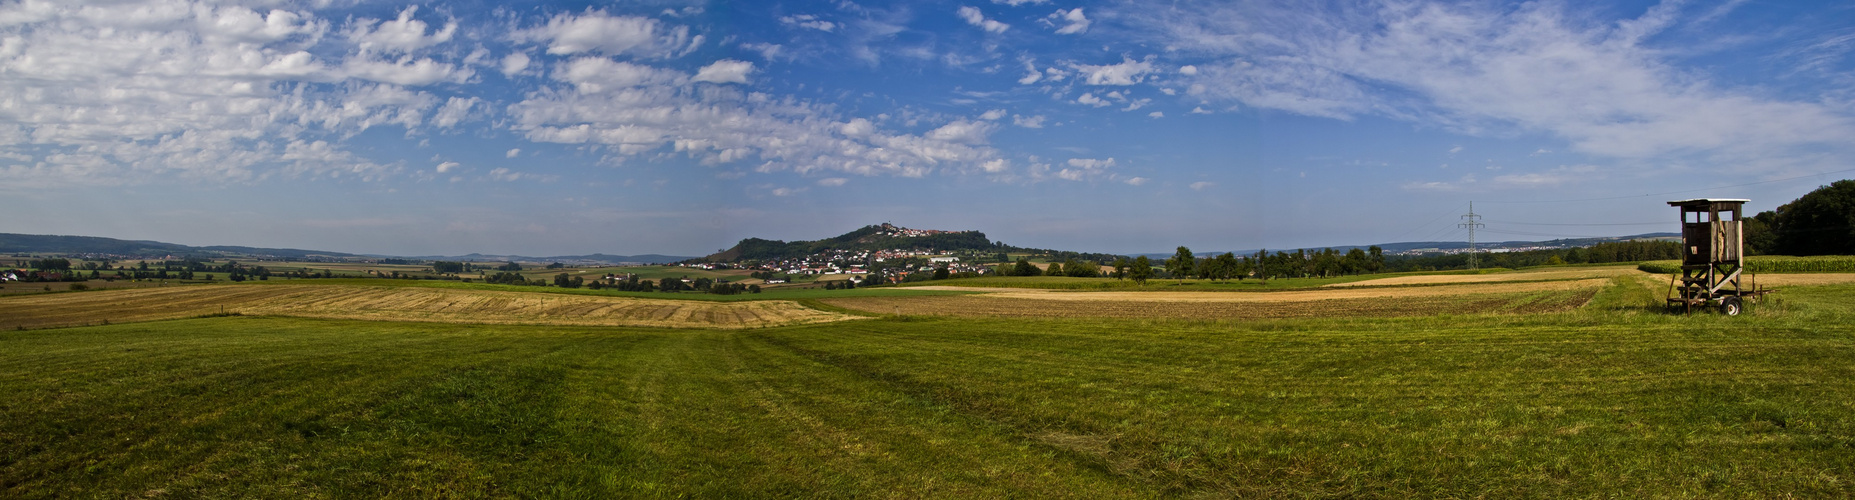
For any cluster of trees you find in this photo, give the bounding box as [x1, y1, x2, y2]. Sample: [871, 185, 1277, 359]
[1745, 180, 1855, 256]
[748, 271, 794, 282]
[1382, 240, 1679, 272]
[430, 261, 477, 274]
[994, 258, 1104, 277]
[579, 275, 761, 295]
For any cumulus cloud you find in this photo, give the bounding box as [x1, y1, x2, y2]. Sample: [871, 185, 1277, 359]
[779, 14, 837, 32]
[1012, 115, 1047, 128]
[500, 52, 531, 76]
[979, 109, 1007, 120]
[511, 63, 1006, 178]
[1076, 93, 1110, 107]
[1124, 177, 1148, 186]
[432, 97, 478, 128]
[958, 6, 1010, 33]
[348, 6, 456, 55]
[506, 148, 522, 158]
[0, 0, 457, 186]
[1072, 57, 1155, 86]
[1047, 8, 1090, 35]
[516, 11, 697, 58]
[436, 161, 459, 173]
[693, 59, 754, 84]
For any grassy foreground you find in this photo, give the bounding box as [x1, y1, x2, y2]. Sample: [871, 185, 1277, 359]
[4, 284, 1855, 497]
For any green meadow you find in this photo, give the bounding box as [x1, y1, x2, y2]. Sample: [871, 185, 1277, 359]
[4, 279, 1855, 497]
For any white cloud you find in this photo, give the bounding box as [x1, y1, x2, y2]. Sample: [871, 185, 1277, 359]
[1124, 177, 1148, 186]
[981, 158, 1011, 173]
[1072, 57, 1155, 86]
[341, 55, 471, 86]
[779, 15, 837, 32]
[555, 57, 686, 93]
[957, 6, 1010, 34]
[0, 0, 452, 186]
[770, 186, 806, 196]
[1190, 181, 1214, 190]
[517, 11, 696, 58]
[926, 120, 998, 144]
[1190, 106, 1213, 114]
[1148, 111, 1164, 118]
[348, 6, 456, 55]
[742, 42, 784, 61]
[1012, 115, 1047, 128]
[435, 161, 459, 173]
[1076, 93, 1110, 107]
[506, 148, 522, 158]
[1048, 8, 1091, 35]
[1448, 146, 1463, 154]
[1179, 65, 1198, 76]
[993, 0, 1050, 5]
[693, 59, 754, 84]
[817, 177, 848, 186]
[500, 52, 531, 76]
[1067, 158, 1116, 169]
[979, 109, 1007, 120]
[511, 57, 1006, 179]
[432, 97, 478, 128]
[488, 167, 522, 182]
[1156, 2, 1855, 160]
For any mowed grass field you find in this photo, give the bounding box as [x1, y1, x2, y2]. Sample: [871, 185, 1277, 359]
[4, 270, 1855, 496]
[0, 284, 855, 330]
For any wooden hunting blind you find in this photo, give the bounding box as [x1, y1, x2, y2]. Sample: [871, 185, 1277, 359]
[1666, 198, 1769, 315]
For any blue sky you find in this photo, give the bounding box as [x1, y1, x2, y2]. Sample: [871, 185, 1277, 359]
[2, 0, 1852, 256]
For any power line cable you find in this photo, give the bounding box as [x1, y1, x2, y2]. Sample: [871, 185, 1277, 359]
[1475, 167, 1855, 204]
[1481, 220, 1668, 226]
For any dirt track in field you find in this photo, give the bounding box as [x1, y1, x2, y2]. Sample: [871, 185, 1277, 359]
[908, 278, 1610, 303]
[1743, 273, 1855, 286]
[1323, 266, 1641, 287]
[0, 285, 855, 330]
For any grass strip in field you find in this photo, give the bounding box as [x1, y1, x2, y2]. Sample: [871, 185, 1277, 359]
[0, 284, 857, 330]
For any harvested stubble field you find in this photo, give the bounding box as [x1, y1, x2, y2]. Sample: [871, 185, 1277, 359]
[0, 284, 854, 330]
[834, 279, 1607, 319]
[1323, 265, 1639, 287]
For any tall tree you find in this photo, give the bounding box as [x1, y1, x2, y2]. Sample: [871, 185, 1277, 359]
[1130, 255, 1153, 284]
[1771, 180, 1855, 255]
[1166, 246, 1194, 283]
[1112, 257, 1130, 280]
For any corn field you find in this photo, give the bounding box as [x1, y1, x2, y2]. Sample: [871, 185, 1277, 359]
[1637, 255, 1855, 274]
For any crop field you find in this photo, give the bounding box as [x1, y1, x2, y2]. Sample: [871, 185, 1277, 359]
[0, 284, 855, 330]
[1640, 255, 1855, 274]
[3, 279, 1855, 497]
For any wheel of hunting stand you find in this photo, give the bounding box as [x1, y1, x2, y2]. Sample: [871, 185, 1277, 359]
[1721, 296, 1743, 317]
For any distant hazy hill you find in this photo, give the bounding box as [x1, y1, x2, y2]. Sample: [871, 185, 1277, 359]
[0, 233, 694, 265]
[706, 223, 999, 261]
[412, 253, 695, 265]
[1131, 233, 1683, 260]
[0, 233, 355, 259]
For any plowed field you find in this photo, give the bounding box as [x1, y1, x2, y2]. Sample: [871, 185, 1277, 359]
[0, 284, 854, 330]
[1323, 266, 1639, 287]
